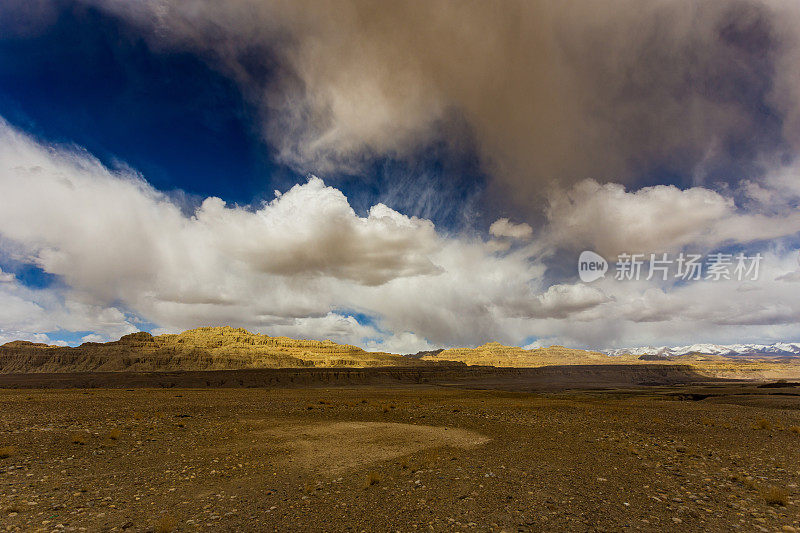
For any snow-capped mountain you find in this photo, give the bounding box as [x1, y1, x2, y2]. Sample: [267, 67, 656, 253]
[604, 342, 800, 358]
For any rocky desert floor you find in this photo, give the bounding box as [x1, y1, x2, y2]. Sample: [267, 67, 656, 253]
[2, 382, 800, 532]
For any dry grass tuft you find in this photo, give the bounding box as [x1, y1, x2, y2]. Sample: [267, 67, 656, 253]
[763, 485, 789, 506]
[107, 428, 122, 441]
[70, 432, 89, 445]
[788, 426, 800, 434]
[755, 418, 772, 430]
[154, 514, 178, 533]
[364, 471, 381, 487]
[0, 446, 15, 459]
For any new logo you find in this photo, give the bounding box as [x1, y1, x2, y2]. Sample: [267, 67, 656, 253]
[578, 251, 608, 282]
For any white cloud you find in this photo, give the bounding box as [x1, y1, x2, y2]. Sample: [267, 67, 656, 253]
[489, 218, 533, 240]
[545, 179, 800, 256]
[0, 119, 565, 351]
[0, 268, 15, 283]
[1, 119, 800, 352]
[0, 276, 138, 346]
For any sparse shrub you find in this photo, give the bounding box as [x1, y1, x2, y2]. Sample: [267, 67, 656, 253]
[70, 432, 89, 445]
[154, 514, 178, 533]
[365, 471, 381, 487]
[763, 485, 789, 506]
[107, 428, 121, 441]
[132, 411, 143, 421]
[700, 417, 714, 427]
[789, 426, 800, 434]
[382, 405, 391, 413]
[0, 446, 15, 459]
[755, 418, 772, 430]
[303, 481, 315, 493]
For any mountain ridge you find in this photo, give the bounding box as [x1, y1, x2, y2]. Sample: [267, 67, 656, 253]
[0, 327, 624, 373]
[604, 342, 800, 358]
[4, 328, 800, 380]
[0, 327, 403, 373]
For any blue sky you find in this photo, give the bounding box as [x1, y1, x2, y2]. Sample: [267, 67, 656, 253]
[0, 3, 490, 227]
[0, 4, 285, 204]
[1, 1, 800, 351]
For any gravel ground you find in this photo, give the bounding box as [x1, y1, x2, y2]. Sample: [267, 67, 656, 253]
[1, 384, 800, 532]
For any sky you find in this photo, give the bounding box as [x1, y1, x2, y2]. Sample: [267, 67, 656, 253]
[0, 0, 800, 352]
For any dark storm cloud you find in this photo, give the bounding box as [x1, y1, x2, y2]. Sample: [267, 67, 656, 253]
[81, 0, 798, 205]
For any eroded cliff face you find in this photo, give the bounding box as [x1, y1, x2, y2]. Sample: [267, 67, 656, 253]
[0, 327, 404, 373]
[0, 329, 635, 374]
[419, 342, 638, 367]
[414, 343, 800, 379]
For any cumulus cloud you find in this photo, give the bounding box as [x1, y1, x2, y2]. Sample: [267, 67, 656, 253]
[2, 117, 800, 350]
[0, 119, 571, 350]
[193, 182, 441, 286]
[0, 120, 441, 303]
[489, 218, 533, 240]
[544, 179, 800, 257]
[498, 284, 612, 320]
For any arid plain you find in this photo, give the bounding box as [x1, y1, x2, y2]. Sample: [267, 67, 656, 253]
[3, 329, 800, 532]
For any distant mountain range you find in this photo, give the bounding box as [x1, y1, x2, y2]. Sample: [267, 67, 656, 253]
[604, 342, 800, 358]
[4, 328, 800, 381]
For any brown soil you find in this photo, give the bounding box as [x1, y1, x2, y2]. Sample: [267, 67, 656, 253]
[2, 381, 800, 532]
